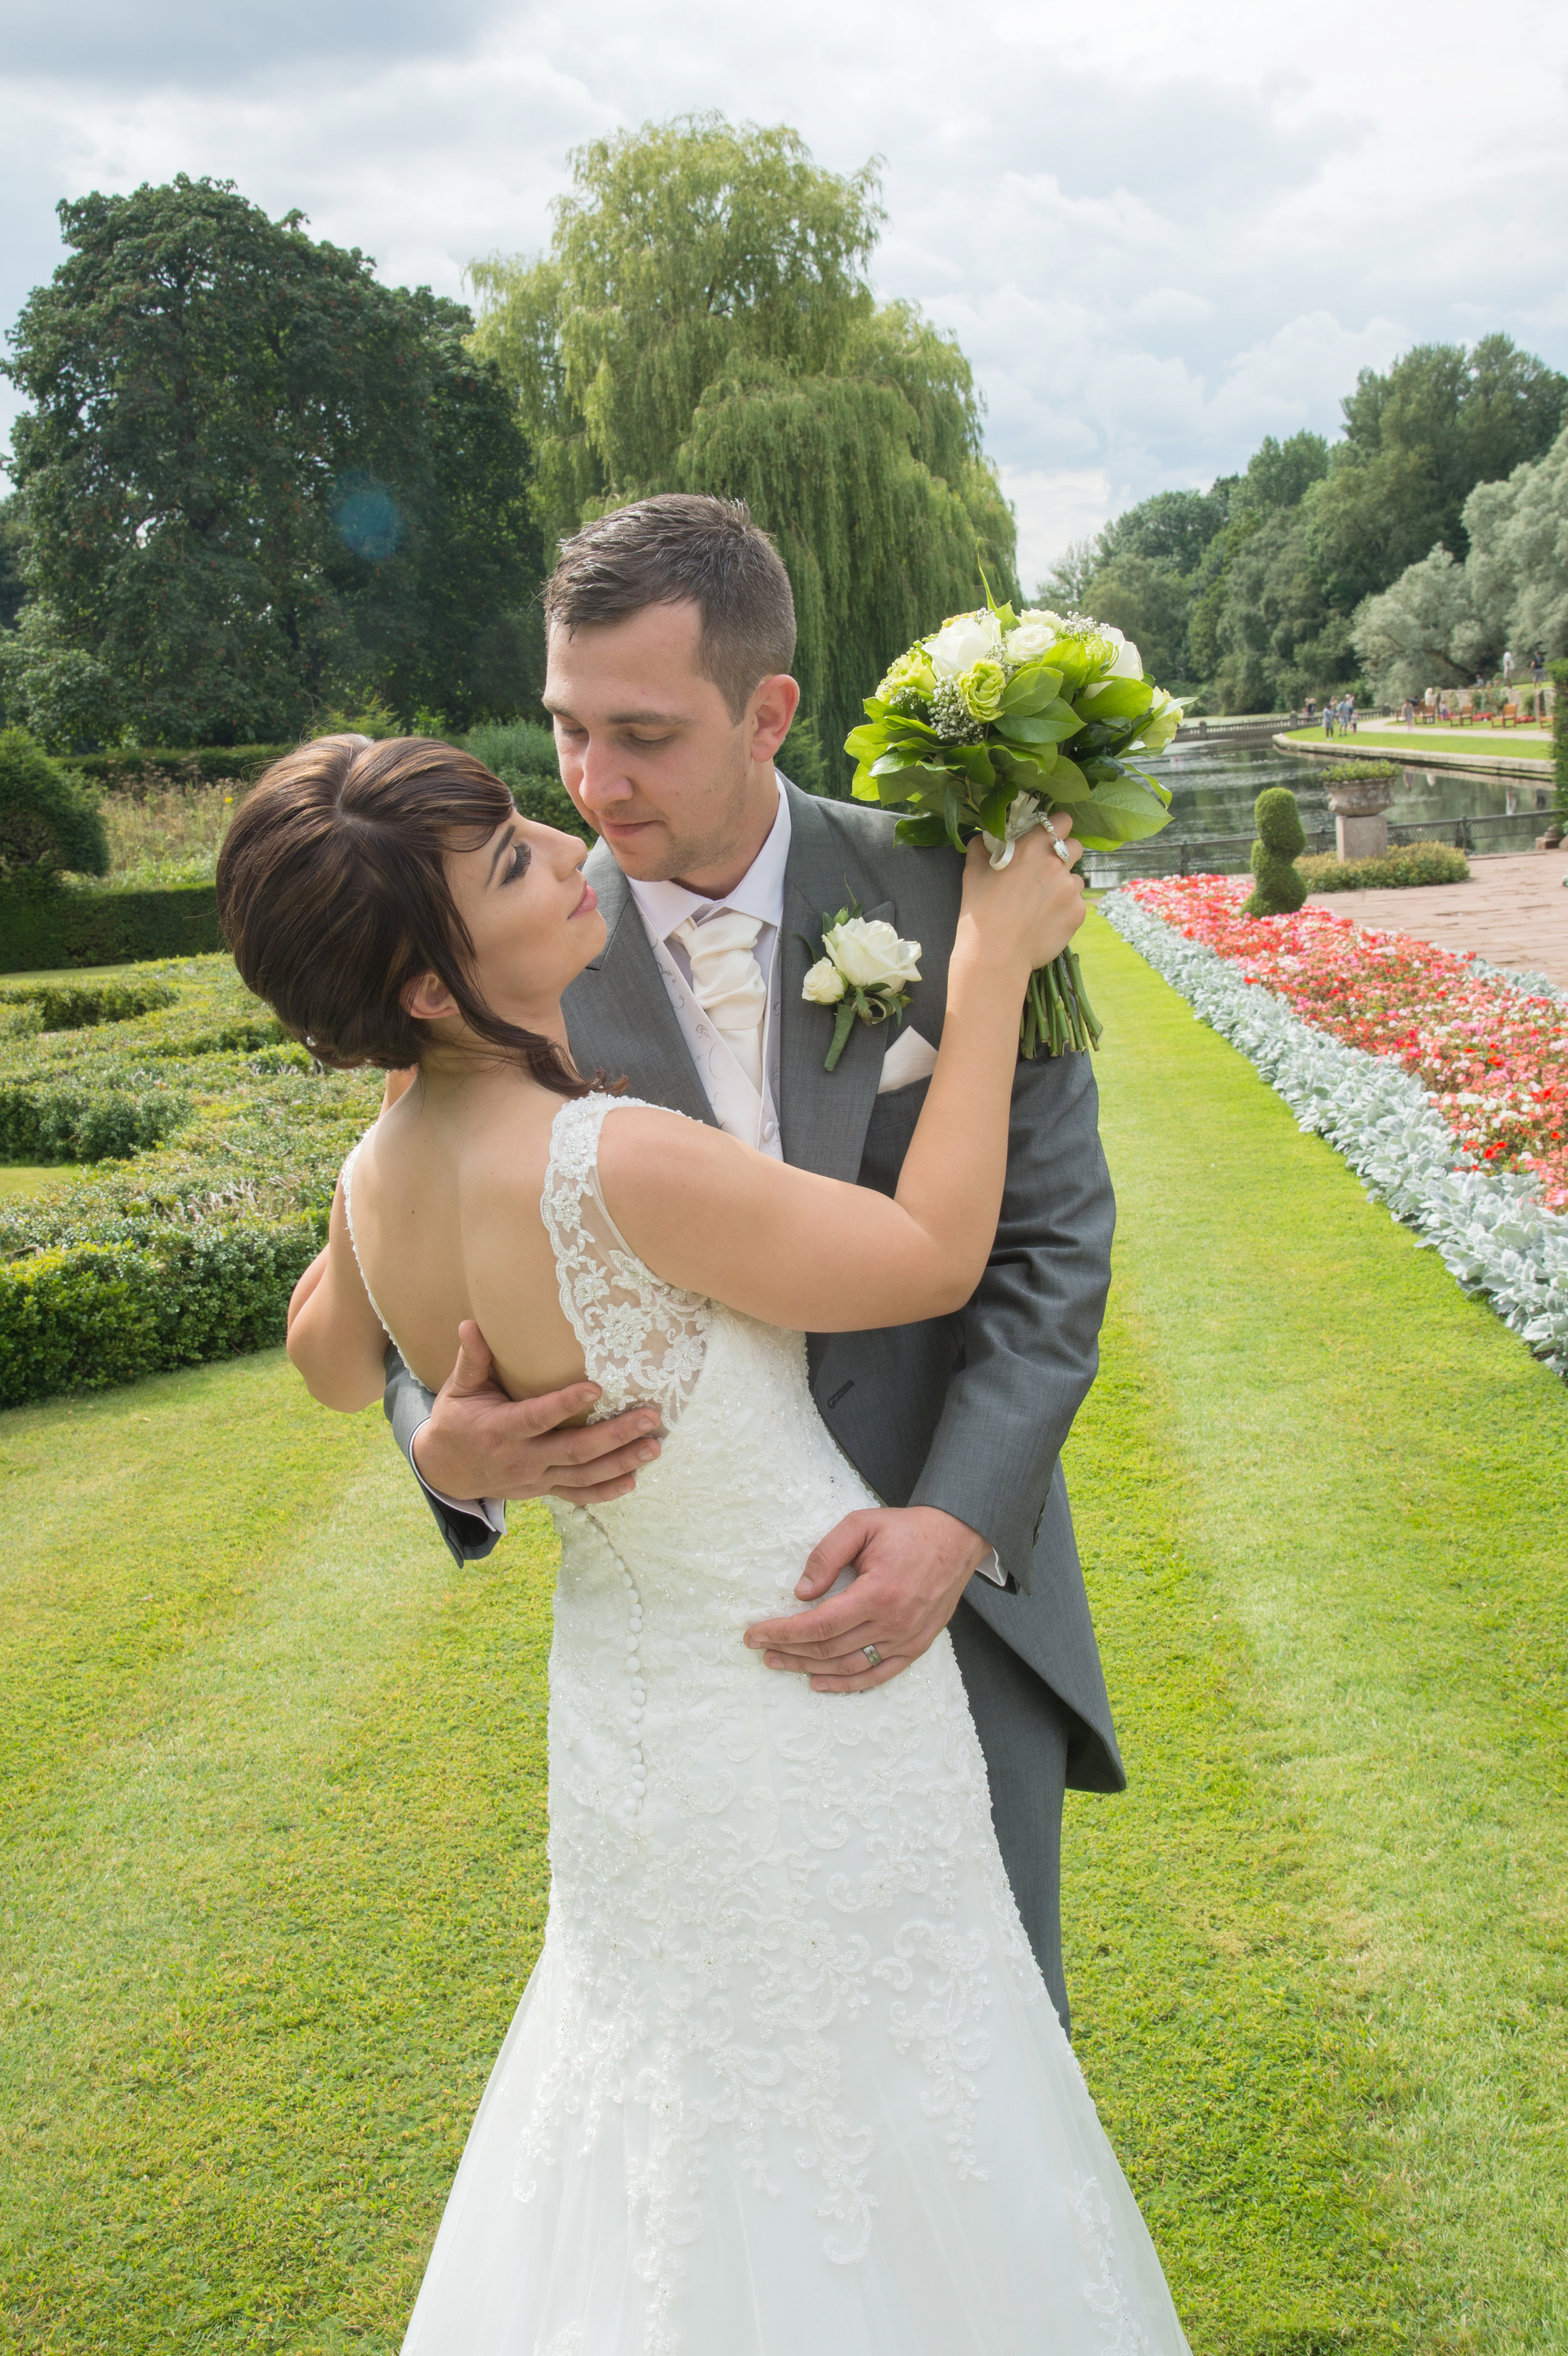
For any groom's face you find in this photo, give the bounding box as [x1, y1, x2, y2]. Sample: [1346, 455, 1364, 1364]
[544, 600, 795, 891]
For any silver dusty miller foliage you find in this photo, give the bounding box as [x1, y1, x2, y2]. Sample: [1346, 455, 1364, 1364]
[1103, 891, 1568, 1378]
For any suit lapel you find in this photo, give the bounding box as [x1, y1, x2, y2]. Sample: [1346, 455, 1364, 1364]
[778, 785, 893, 1181]
[563, 846, 717, 1125]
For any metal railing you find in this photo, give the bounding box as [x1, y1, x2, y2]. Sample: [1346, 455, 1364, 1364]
[1083, 804, 1559, 885]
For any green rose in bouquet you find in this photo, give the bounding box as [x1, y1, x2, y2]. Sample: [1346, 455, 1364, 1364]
[845, 596, 1181, 1055]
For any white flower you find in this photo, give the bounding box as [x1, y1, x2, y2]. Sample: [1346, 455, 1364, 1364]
[1003, 620, 1060, 664]
[1101, 626, 1143, 678]
[1017, 607, 1065, 630]
[802, 956, 848, 1006]
[821, 916, 923, 992]
[925, 610, 1002, 679]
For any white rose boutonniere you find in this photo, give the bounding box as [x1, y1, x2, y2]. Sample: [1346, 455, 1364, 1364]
[800, 901, 922, 1071]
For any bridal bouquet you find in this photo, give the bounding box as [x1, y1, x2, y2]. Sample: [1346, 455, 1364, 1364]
[845, 598, 1180, 1055]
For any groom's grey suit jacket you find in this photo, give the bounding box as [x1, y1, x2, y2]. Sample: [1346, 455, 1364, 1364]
[385, 780, 1123, 1793]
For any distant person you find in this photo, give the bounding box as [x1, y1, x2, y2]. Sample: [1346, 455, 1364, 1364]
[1401, 698, 1416, 724]
[1503, 649, 1514, 687]
[1438, 696, 1451, 721]
[1532, 653, 1546, 685]
[1305, 696, 1316, 721]
[1322, 701, 1335, 737]
[1345, 693, 1357, 733]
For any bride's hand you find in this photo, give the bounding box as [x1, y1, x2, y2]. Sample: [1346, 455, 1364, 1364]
[953, 814, 1084, 979]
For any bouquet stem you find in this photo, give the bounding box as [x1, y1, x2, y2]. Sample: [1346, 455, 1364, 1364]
[1022, 945, 1102, 1059]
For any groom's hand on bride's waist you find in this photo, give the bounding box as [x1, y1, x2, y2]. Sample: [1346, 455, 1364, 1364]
[412, 1321, 664, 1507]
[743, 1507, 990, 1691]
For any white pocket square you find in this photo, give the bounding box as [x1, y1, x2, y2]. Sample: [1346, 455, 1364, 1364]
[878, 1026, 940, 1093]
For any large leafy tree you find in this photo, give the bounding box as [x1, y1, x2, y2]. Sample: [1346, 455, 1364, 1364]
[469, 115, 1015, 773]
[1308, 336, 1567, 610]
[4, 176, 541, 746]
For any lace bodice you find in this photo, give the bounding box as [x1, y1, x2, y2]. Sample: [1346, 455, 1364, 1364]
[540, 1093, 713, 1430]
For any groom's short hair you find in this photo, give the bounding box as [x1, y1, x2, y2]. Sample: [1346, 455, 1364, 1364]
[544, 494, 796, 718]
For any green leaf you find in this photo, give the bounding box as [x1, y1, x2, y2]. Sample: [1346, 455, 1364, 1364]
[977, 785, 1014, 837]
[995, 708, 1071, 745]
[947, 743, 995, 793]
[1073, 676, 1154, 724]
[1042, 752, 1093, 803]
[943, 784, 965, 854]
[893, 812, 949, 848]
[999, 664, 1064, 714]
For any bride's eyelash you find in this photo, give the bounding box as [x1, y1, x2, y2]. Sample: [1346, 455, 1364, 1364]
[507, 841, 531, 884]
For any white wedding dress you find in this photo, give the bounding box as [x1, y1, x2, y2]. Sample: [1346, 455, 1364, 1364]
[358, 1096, 1189, 2356]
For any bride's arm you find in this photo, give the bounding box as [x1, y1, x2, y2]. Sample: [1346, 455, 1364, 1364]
[287, 1178, 389, 1410]
[597, 830, 1083, 1334]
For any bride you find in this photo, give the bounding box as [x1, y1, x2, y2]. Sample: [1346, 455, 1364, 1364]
[217, 733, 1189, 2356]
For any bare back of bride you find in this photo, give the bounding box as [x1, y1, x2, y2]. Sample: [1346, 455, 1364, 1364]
[218, 732, 1187, 2355]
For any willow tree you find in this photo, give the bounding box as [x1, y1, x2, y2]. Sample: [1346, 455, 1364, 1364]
[469, 115, 1016, 774]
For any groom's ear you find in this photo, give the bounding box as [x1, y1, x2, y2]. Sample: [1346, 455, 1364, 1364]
[747, 672, 800, 765]
[401, 972, 459, 1022]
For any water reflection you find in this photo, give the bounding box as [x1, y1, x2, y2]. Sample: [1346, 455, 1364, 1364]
[1135, 740, 1552, 851]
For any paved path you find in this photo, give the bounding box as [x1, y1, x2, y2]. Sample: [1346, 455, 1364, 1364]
[1308, 851, 1568, 987]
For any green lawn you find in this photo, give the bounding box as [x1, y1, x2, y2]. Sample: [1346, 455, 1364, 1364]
[1, 911, 1564, 2351]
[0, 1168, 84, 1203]
[1284, 724, 1554, 761]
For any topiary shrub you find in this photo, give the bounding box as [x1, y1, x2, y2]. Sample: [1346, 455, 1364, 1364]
[0, 728, 109, 877]
[1243, 786, 1307, 915]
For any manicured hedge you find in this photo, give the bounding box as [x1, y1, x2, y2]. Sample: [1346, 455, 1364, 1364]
[71, 745, 295, 790]
[0, 1218, 319, 1408]
[0, 881, 223, 974]
[0, 955, 381, 1406]
[1298, 843, 1471, 891]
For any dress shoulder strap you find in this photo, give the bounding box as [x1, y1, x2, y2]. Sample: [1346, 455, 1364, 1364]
[540, 1091, 711, 1430]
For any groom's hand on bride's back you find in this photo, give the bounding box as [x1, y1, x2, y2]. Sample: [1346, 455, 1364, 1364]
[742, 1505, 989, 1690]
[413, 1320, 664, 1507]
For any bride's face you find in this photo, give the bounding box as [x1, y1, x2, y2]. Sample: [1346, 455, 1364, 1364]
[414, 813, 605, 1037]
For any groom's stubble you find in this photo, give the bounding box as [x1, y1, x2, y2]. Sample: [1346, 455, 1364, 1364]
[543, 602, 797, 901]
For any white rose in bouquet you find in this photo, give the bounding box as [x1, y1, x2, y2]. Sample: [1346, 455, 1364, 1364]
[822, 916, 923, 992]
[1003, 619, 1060, 663]
[926, 610, 1003, 679]
[1104, 627, 1142, 678]
[802, 956, 847, 1005]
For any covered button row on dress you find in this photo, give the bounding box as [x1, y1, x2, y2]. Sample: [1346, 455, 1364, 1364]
[622, 1560, 646, 1802]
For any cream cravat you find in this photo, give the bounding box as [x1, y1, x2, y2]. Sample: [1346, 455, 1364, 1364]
[672, 910, 767, 1095]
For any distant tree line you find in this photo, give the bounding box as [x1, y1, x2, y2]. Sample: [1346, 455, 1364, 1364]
[1042, 337, 1567, 713]
[0, 119, 1015, 776]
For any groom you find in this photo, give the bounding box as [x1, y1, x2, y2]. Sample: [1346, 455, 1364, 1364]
[386, 494, 1121, 2032]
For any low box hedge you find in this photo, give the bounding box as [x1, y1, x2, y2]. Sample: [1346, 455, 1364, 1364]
[0, 880, 224, 974]
[0, 955, 381, 1406]
[1298, 843, 1471, 891]
[71, 745, 295, 791]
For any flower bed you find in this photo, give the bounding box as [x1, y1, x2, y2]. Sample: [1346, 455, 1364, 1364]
[1102, 878, 1568, 1376]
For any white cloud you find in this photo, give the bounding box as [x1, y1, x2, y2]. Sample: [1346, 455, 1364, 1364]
[1000, 467, 1118, 592]
[2, 0, 1565, 542]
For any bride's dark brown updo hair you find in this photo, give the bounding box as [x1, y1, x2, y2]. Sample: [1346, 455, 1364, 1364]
[216, 733, 595, 1097]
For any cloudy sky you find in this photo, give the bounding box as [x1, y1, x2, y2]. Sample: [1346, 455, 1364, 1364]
[4, 0, 1565, 585]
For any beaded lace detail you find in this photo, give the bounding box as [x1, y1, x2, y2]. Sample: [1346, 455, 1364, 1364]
[540, 1093, 712, 1430]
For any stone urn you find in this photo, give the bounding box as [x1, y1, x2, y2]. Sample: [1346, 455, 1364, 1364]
[1325, 773, 1394, 861]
